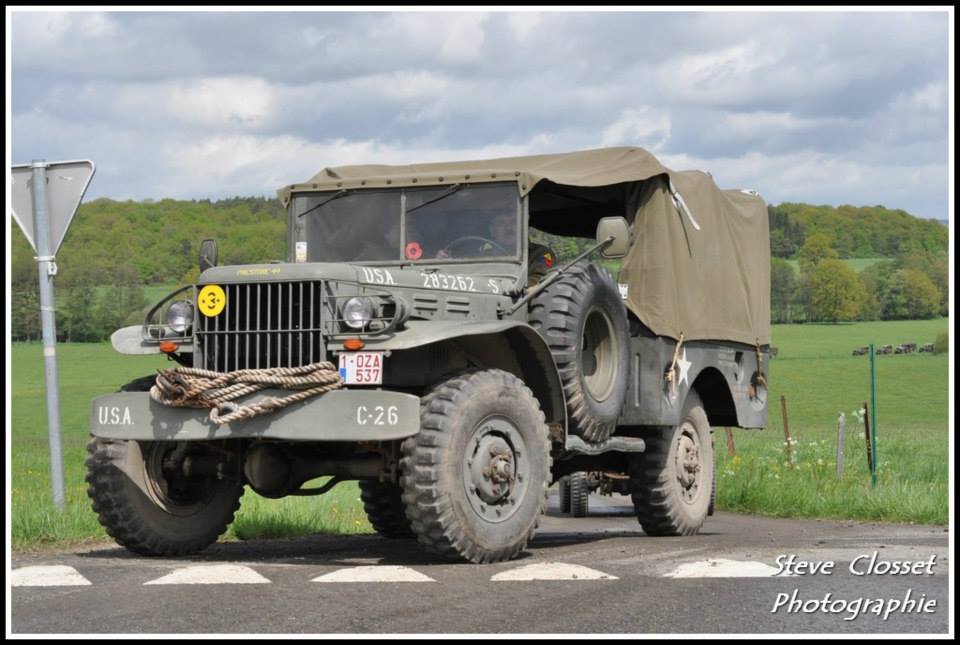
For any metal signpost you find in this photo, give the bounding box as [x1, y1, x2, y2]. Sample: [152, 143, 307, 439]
[11, 159, 95, 508]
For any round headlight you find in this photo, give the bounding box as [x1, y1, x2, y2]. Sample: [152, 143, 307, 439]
[342, 297, 375, 330]
[165, 300, 195, 334]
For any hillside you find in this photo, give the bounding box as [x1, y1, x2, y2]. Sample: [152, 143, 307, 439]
[768, 202, 947, 259]
[13, 197, 948, 285]
[11, 196, 285, 287]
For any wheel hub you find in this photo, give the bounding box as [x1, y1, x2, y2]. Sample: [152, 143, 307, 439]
[462, 416, 530, 523]
[581, 308, 618, 402]
[143, 442, 216, 515]
[674, 426, 702, 502]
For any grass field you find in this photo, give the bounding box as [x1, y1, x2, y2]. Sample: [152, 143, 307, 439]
[717, 318, 950, 525]
[9, 318, 950, 552]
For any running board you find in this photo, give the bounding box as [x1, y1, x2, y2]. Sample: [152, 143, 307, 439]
[564, 435, 646, 455]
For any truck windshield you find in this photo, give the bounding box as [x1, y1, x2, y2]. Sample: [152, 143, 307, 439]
[293, 183, 520, 263]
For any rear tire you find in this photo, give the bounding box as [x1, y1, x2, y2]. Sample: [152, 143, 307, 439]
[359, 480, 414, 539]
[558, 477, 572, 514]
[85, 438, 243, 556]
[569, 471, 590, 518]
[400, 369, 551, 563]
[629, 392, 714, 536]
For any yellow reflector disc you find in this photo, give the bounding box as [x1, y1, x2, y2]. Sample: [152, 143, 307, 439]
[197, 285, 226, 317]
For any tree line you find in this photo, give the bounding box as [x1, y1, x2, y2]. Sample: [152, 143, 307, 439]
[10, 196, 948, 341]
[767, 203, 947, 323]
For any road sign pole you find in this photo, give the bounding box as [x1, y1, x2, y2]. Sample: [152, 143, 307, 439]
[31, 160, 67, 509]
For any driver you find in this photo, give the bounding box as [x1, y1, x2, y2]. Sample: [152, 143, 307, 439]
[435, 211, 515, 259]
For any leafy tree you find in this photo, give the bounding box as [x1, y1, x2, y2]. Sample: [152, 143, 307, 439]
[897, 250, 948, 316]
[792, 274, 812, 323]
[12, 286, 41, 341]
[770, 258, 797, 323]
[878, 269, 938, 320]
[899, 269, 941, 319]
[797, 233, 839, 275]
[767, 205, 805, 257]
[933, 330, 948, 354]
[774, 202, 947, 258]
[857, 271, 881, 321]
[881, 270, 910, 320]
[808, 259, 864, 322]
[60, 281, 98, 342]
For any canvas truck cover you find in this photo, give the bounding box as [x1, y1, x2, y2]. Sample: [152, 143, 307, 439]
[278, 146, 771, 346]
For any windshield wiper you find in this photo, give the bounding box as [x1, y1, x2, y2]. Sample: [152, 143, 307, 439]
[297, 189, 349, 219]
[405, 183, 461, 214]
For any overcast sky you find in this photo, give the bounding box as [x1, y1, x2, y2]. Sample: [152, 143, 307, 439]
[7, 8, 953, 221]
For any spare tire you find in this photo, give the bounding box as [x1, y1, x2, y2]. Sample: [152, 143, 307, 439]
[528, 263, 629, 443]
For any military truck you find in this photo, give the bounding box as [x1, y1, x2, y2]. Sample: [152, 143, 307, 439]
[88, 147, 771, 564]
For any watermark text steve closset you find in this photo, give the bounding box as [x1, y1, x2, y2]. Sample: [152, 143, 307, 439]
[770, 552, 938, 621]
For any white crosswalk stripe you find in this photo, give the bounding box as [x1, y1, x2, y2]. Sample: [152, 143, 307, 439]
[491, 562, 617, 581]
[663, 558, 794, 578]
[144, 564, 271, 585]
[12, 565, 93, 587]
[312, 565, 436, 583]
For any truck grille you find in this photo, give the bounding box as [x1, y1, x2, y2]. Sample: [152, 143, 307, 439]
[196, 282, 326, 372]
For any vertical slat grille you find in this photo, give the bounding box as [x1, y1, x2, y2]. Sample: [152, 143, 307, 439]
[196, 281, 325, 372]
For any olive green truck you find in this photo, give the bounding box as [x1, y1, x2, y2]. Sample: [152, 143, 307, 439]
[88, 146, 771, 563]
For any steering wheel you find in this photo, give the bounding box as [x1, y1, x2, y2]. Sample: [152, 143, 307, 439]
[439, 236, 510, 258]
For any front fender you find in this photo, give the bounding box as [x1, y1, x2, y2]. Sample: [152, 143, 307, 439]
[353, 320, 527, 351]
[362, 320, 567, 437]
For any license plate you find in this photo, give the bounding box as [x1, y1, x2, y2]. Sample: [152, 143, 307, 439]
[338, 351, 384, 385]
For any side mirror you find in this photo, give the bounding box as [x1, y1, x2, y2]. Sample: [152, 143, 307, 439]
[199, 238, 218, 272]
[596, 217, 630, 259]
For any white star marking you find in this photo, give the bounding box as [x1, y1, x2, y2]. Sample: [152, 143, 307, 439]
[676, 348, 692, 388]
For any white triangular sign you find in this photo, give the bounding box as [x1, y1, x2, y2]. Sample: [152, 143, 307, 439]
[11, 159, 95, 254]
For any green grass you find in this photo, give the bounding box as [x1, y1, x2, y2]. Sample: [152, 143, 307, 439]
[143, 283, 183, 304]
[10, 317, 949, 551]
[718, 318, 949, 524]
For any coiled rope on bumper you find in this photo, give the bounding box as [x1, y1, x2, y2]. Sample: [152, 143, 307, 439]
[149, 362, 343, 424]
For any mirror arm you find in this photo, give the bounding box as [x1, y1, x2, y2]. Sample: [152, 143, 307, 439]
[501, 237, 613, 317]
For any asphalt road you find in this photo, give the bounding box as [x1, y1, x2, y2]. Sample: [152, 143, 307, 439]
[10, 492, 951, 635]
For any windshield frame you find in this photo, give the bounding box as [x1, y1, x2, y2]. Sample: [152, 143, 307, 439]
[287, 181, 524, 266]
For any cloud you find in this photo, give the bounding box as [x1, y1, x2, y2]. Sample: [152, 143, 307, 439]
[601, 108, 672, 151]
[9, 9, 951, 220]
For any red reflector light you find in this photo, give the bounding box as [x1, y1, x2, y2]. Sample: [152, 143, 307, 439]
[159, 341, 178, 353]
[343, 339, 365, 350]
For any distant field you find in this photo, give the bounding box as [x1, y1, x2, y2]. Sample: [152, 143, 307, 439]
[718, 317, 949, 524]
[142, 283, 183, 304]
[10, 317, 949, 551]
[785, 257, 886, 273]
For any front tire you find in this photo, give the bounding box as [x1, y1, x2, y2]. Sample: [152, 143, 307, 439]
[629, 392, 714, 536]
[85, 438, 243, 556]
[400, 369, 552, 563]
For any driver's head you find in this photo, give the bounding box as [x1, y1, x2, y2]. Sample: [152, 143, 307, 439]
[490, 211, 515, 246]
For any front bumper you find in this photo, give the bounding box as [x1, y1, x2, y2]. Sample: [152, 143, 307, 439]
[91, 389, 420, 442]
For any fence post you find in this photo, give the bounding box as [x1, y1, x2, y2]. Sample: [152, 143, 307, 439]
[863, 400, 873, 474]
[724, 427, 736, 457]
[835, 412, 845, 481]
[780, 395, 793, 468]
[868, 343, 878, 488]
